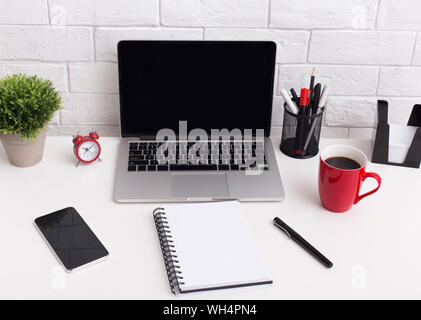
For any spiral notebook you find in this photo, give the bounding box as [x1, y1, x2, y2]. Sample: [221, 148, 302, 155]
[153, 201, 272, 295]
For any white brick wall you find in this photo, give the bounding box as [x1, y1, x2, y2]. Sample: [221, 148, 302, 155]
[377, 0, 421, 30]
[0, 0, 49, 25]
[49, 0, 159, 26]
[277, 65, 379, 96]
[204, 29, 309, 63]
[68, 62, 118, 94]
[378, 67, 421, 96]
[61, 94, 120, 125]
[0, 26, 93, 61]
[0, 62, 67, 92]
[413, 34, 421, 65]
[325, 97, 377, 127]
[161, 0, 267, 27]
[0, 0, 420, 137]
[270, 0, 378, 29]
[95, 27, 202, 61]
[309, 31, 415, 65]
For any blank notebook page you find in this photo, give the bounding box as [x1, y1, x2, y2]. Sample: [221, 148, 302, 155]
[162, 201, 272, 293]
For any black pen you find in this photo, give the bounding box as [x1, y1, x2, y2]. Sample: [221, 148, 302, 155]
[273, 217, 333, 268]
[290, 88, 300, 107]
[312, 83, 321, 116]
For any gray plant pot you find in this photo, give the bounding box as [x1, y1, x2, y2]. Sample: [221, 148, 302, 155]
[0, 127, 47, 167]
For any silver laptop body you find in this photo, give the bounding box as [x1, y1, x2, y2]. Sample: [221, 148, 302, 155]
[114, 41, 284, 202]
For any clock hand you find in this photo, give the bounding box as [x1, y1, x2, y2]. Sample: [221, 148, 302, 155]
[83, 145, 95, 154]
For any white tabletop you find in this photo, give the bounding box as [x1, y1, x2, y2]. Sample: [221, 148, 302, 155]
[0, 133, 420, 300]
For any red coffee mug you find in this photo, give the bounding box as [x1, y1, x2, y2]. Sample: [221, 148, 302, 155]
[319, 145, 381, 213]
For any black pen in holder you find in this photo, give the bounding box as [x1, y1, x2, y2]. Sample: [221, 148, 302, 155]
[280, 103, 324, 159]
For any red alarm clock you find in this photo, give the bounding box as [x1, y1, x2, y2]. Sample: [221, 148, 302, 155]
[72, 132, 101, 166]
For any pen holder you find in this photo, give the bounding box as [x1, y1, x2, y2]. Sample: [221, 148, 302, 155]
[280, 104, 324, 159]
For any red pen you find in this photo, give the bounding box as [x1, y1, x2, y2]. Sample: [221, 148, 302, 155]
[294, 88, 310, 155]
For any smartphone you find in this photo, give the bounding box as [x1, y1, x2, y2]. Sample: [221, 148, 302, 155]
[34, 207, 109, 272]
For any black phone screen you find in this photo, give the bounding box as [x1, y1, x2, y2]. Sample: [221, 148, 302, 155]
[35, 207, 109, 271]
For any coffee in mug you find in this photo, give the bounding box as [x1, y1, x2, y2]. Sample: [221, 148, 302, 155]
[324, 157, 362, 170]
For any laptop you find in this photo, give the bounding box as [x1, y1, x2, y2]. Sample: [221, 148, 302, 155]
[114, 41, 285, 202]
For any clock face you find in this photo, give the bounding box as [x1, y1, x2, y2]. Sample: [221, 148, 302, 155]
[77, 140, 100, 162]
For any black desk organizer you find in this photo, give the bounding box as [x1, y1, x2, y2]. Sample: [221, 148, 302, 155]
[280, 103, 324, 159]
[372, 100, 421, 168]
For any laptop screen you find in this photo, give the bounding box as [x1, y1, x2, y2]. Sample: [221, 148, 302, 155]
[117, 41, 276, 138]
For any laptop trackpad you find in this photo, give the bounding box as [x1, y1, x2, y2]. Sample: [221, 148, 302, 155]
[171, 173, 229, 198]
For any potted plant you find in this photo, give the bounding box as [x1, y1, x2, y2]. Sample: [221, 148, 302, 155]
[0, 74, 62, 167]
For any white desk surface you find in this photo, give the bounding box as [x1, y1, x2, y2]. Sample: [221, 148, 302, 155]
[0, 134, 420, 300]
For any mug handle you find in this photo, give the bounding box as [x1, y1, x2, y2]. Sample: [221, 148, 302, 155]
[354, 172, 382, 204]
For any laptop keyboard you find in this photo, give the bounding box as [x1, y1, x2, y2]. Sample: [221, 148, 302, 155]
[127, 141, 268, 172]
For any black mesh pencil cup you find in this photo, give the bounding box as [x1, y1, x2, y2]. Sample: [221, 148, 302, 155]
[280, 104, 324, 159]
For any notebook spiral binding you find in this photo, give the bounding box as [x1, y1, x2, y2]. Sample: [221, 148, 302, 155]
[153, 207, 185, 294]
